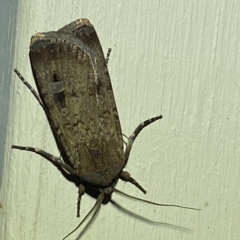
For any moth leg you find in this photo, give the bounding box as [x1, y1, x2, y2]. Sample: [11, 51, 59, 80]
[120, 171, 146, 194]
[105, 48, 112, 64]
[124, 115, 163, 162]
[11, 145, 75, 174]
[76, 184, 85, 217]
[62, 191, 104, 240]
[14, 69, 44, 108]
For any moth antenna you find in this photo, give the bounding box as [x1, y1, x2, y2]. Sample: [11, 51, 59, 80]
[122, 138, 128, 146]
[124, 115, 163, 162]
[62, 191, 104, 240]
[122, 133, 129, 140]
[113, 188, 201, 210]
[110, 199, 193, 233]
[121, 133, 129, 146]
[14, 69, 44, 108]
[105, 48, 112, 64]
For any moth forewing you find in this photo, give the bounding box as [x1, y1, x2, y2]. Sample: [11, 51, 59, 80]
[29, 21, 127, 190]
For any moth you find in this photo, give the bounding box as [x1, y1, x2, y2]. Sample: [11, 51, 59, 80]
[13, 18, 199, 239]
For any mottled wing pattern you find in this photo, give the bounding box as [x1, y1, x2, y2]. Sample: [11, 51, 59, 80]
[72, 20, 124, 150]
[29, 19, 125, 187]
[59, 19, 123, 152]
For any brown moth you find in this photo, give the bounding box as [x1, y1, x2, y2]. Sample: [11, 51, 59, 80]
[13, 19, 199, 239]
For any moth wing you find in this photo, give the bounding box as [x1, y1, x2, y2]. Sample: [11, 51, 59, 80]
[57, 18, 88, 34]
[58, 18, 123, 151]
[30, 29, 124, 187]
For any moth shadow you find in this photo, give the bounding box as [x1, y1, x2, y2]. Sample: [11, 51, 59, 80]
[73, 196, 193, 240]
[111, 200, 193, 233]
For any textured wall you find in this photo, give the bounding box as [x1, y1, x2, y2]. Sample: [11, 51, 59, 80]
[1, 0, 240, 239]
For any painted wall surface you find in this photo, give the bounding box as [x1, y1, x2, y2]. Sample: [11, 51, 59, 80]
[1, 1, 240, 239]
